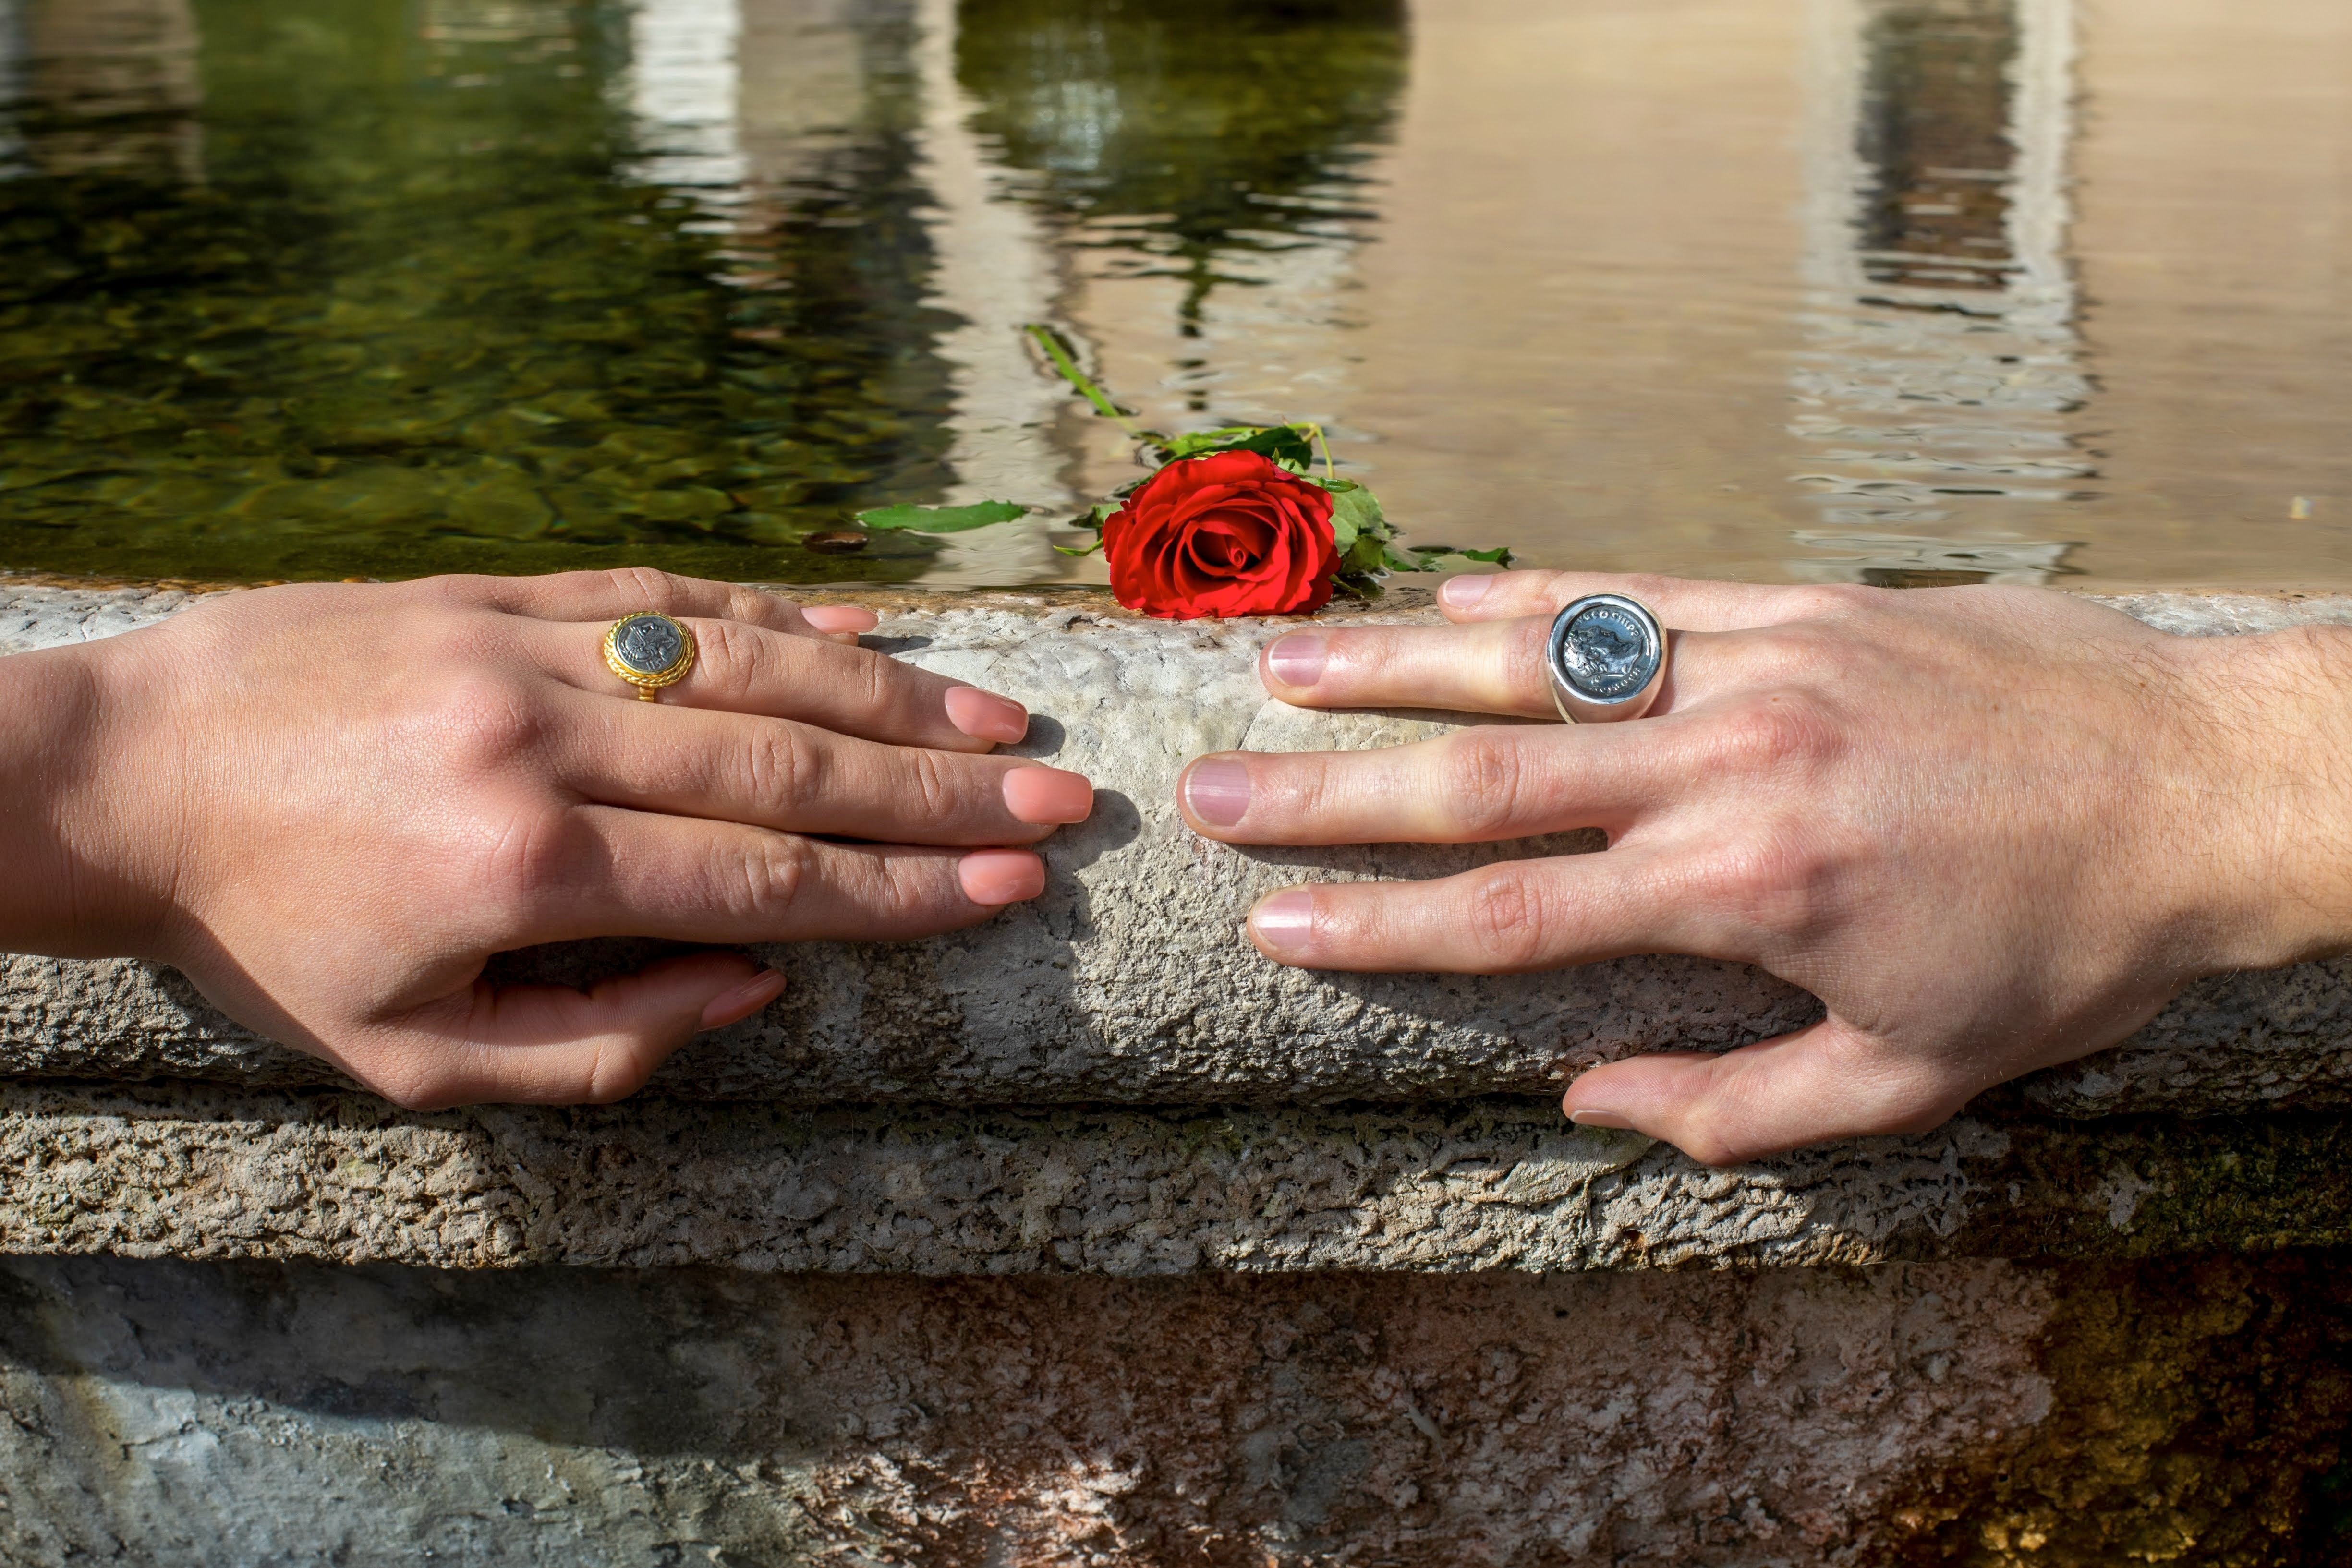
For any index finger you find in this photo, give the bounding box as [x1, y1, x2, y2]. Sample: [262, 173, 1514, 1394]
[436, 567, 866, 640]
[1437, 570, 1881, 631]
[1240, 845, 1746, 974]
[522, 616, 1028, 752]
[1179, 721, 1679, 845]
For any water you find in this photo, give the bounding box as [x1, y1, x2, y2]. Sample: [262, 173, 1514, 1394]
[0, 0, 2345, 590]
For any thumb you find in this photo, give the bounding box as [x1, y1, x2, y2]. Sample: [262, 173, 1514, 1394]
[1561, 1019, 1960, 1166]
[373, 952, 785, 1110]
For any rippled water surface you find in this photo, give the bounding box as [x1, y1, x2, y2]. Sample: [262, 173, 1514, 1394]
[0, 0, 2345, 587]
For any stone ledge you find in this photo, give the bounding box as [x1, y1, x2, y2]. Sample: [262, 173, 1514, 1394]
[18, 1253, 2352, 1567]
[25, 1253, 2349, 1568]
[5, 585, 2352, 1116]
[8, 1084, 2351, 1274]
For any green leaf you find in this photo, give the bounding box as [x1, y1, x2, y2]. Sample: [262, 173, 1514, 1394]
[1159, 423, 1317, 469]
[1334, 570, 1386, 601]
[1401, 543, 1517, 569]
[1160, 426, 1258, 458]
[1325, 482, 1387, 554]
[855, 500, 1029, 533]
[1024, 325, 1138, 430]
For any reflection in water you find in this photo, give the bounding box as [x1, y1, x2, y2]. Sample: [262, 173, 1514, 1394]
[1790, 0, 2088, 585]
[958, 0, 1402, 331]
[0, 6, 18, 181]
[0, 0, 203, 183]
[903, 0, 1068, 585]
[627, 0, 747, 199]
[0, 0, 965, 583]
[957, 0, 1404, 446]
[0, 0, 2343, 588]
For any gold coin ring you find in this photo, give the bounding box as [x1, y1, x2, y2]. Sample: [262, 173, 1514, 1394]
[602, 612, 698, 701]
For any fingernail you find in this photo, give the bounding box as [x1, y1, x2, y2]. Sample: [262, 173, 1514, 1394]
[945, 686, 1029, 744]
[1264, 633, 1327, 688]
[1183, 758, 1251, 828]
[960, 849, 1046, 906]
[699, 967, 787, 1030]
[802, 604, 878, 635]
[1003, 766, 1094, 825]
[1440, 574, 1493, 609]
[1249, 889, 1315, 953]
[1568, 1108, 1636, 1130]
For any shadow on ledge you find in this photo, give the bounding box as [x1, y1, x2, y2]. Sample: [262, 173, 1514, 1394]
[5, 1253, 2352, 1563]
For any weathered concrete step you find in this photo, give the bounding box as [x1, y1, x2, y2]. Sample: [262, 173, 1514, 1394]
[7, 585, 2352, 1116]
[8, 1251, 2346, 1566]
[9, 1082, 2350, 1273]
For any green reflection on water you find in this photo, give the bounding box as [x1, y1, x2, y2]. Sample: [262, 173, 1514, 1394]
[0, 0, 951, 583]
[958, 0, 1404, 341]
[0, 0, 1409, 585]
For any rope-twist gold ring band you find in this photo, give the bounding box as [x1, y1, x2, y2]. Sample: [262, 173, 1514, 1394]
[603, 612, 697, 702]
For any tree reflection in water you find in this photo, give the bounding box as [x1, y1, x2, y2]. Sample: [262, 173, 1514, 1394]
[956, 0, 1403, 377]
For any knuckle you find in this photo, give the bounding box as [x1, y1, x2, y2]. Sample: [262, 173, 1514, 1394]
[1256, 753, 1335, 824]
[353, 1044, 453, 1112]
[415, 573, 491, 606]
[741, 833, 813, 918]
[429, 675, 545, 777]
[1324, 626, 1399, 684]
[473, 801, 582, 928]
[1882, 1096, 1962, 1138]
[1504, 618, 1555, 700]
[1678, 1126, 1748, 1168]
[1787, 582, 1881, 620]
[1720, 625, 1859, 689]
[740, 723, 813, 808]
[1506, 615, 1551, 665]
[1610, 572, 1685, 608]
[1710, 691, 1843, 775]
[689, 616, 763, 702]
[580, 1037, 654, 1104]
[606, 564, 688, 611]
[1436, 730, 1529, 839]
[1701, 825, 1834, 938]
[725, 583, 788, 625]
[854, 644, 898, 717]
[1458, 866, 1550, 970]
[899, 748, 961, 826]
[878, 855, 943, 923]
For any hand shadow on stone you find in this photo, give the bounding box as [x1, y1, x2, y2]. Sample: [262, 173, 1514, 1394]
[644, 784, 1144, 1099]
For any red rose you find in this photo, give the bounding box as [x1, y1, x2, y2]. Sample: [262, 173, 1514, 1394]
[1101, 450, 1340, 618]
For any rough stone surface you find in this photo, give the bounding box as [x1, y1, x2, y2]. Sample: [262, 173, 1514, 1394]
[5, 584, 2352, 1117]
[10, 584, 2352, 1565]
[3, 1252, 2351, 1566]
[10, 1083, 2352, 1273]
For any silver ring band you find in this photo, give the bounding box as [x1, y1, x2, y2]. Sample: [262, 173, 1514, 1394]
[1546, 593, 1667, 723]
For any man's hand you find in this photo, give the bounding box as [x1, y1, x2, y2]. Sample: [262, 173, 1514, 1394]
[1179, 571, 2352, 1163]
[0, 569, 1092, 1109]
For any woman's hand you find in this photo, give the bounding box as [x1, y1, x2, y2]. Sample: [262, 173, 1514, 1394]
[0, 569, 1093, 1109]
[1179, 571, 2352, 1163]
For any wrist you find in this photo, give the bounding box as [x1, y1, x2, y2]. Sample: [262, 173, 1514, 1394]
[0, 639, 174, 958]
[2174, 620, 2352, 970]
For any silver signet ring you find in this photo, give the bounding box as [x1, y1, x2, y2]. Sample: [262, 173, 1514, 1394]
[1546, 593, 1667, 724]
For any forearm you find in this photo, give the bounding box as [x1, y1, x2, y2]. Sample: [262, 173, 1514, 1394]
[2209, 620, 2352, 968]
[0, 640, 156, 959]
